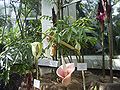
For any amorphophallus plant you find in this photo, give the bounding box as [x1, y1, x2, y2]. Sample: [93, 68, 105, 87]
[56, 56, 75, 86]
[31, 42, 43, 60]
[96, 0, 111, 32]
[96, 0, 106, 32]
[31, 42, 43, 79]
[96, 0, 112, 79]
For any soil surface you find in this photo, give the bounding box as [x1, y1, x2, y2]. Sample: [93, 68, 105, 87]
[1, 70, 120, 90]
[18, 70, 120, 90]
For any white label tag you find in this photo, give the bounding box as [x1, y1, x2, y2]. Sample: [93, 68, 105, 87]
[50, 61, 58, 67]
[33, 79, 40, 89]
[38, 58, 58, 67]
[38, 58, 51, 66]
[77, 63, 87, 71]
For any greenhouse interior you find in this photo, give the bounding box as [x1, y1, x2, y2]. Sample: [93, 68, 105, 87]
[0, 0, 120, 90]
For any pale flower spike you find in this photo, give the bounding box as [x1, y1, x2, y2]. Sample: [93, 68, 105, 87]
[31, 42, 43, 59]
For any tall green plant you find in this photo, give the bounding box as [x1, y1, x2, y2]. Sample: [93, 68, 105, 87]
[45, 17, 98, 62]
[0, 0, 43, 85]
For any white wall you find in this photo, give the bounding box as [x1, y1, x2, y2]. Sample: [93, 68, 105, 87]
[41, 0, 57, 50]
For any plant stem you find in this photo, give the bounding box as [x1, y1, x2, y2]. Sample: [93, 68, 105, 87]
[64, 87, 67, 90]
[61, 0, 63, 20]
[2, 0, 7, 43]
[102, 32, 105, 78]
[108, 21, 113, 83]
[57, 0, 60, 19]
[81, 49, 84, 63]
[108, 0, 113, 83]
[10, 0, 24, 39]
[35, 57, 38, 80]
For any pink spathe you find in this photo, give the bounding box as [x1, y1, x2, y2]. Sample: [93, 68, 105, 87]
[96, 13, 106, 23]
[56, 63, 75, 86]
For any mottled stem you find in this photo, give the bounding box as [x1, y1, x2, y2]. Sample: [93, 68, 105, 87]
[35, 57, 38, 80]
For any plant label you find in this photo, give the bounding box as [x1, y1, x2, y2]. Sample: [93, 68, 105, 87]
[38, 58, 51, 66]
[50, 61, 58, 67]
[38, 58, 59, 67]
[33, 79, 40, 89]
[77, 63, 87, 71]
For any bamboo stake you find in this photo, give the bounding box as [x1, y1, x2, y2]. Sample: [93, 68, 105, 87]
[82, 70, 86, 90]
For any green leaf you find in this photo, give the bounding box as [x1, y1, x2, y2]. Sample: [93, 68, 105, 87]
[71, 27, 77, 34]
[67, 29, 72, 42]
[57, 35, 61, 43]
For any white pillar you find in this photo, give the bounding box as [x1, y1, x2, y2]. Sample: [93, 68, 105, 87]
[42, 0, 53, 48]
[40, 0, 57, 76]
[41, 0, 57, 57]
